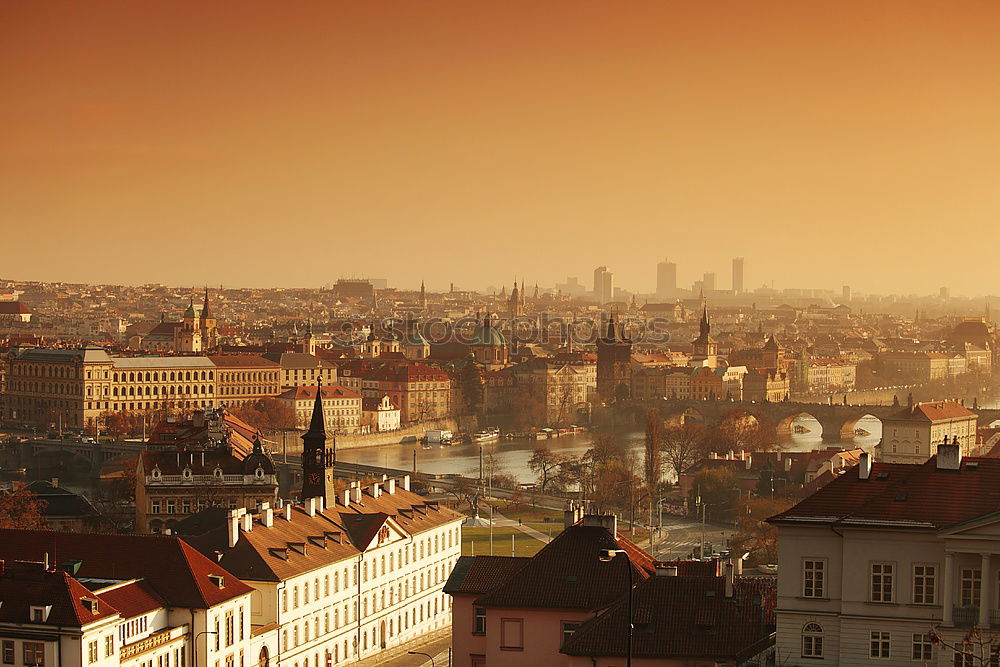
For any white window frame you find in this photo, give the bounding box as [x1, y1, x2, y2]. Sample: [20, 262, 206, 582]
[912, 563, 936, 605]
[871, 562, 895, 603]
[801, 623, 823, 659]
[870, 631, 890, 659]
[802, 559, 827, 599]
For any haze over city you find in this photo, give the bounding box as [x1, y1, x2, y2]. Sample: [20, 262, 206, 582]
[4, 1, 1000, 294]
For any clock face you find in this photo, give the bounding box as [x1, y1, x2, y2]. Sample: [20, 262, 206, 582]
[307, 472, 322, 486]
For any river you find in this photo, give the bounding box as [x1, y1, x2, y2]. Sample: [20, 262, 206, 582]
[337, 415, 885, 485]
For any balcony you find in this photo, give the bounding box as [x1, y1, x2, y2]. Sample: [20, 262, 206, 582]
[950, 607, 1000, 628]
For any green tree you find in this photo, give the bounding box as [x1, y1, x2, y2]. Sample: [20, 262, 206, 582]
[459, 362, 485, 415]
[688, 467, 741, 523]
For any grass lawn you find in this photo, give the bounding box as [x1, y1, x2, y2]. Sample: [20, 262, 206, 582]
[462, 526, 546, 557]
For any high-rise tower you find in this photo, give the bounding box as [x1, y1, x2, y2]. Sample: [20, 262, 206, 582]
[301, 379, 335, 503]
[732, 257, 745, 294]
[656, 259, 677, 297]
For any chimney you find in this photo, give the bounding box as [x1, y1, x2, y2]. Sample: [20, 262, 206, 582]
[387, 479, 396, 494]
[343, 489, 351, 506]
[739, 449, 746, 460]
[263, 506, 274, 528]
[228, 512, 240, 548]
[564, 504, 578, 529]
[307, 497, 317, 517]
[372, 483, 381, 499]
[656, 564, 679, 577]
[709, 451, 717, 460]
[745, 455, 752, 470]
[727, 450, 734, 460]
[937, 439, 962, 470]
[402, 475, 411, 491]
[317, 496, 325, 512]
[735, 555, 744, 576]
[284, 504, 293, 521]
[582, 513, 617, 537]
[352, 486, 362, 504]
[50, 477, 59, 488]
[724, 561, 735, 599]
[858, 452, 872, 480]
[241, 513, 253, 532]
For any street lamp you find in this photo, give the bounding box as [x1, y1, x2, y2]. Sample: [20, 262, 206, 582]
[192, 631, 218, 667]
[599, 549, 633, 667]
[406, 651, 435, 667]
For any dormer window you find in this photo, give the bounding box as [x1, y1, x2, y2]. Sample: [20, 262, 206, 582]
[213, 466, 223, 479]
[255, 466, 264, 479]
[151, 466, 161, 480]
[208, 574, 225, 589]
[30, 605, 52, 622]
[81, 598, 99, 613]
[183, 466, 192, 479]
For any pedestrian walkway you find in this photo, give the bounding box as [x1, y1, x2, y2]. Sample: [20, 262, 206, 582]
[353, 627, 451, 666]
[490, 510, 552, 543]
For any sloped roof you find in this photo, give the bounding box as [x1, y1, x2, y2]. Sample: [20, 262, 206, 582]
[443, 555, 532, 595]
[0, 530, 252, 608]
[768, 456, 1000, 529]
[885, 400, 976, 422]
[96, 580, 164, 619]
[561, 575, 775, 661]
[0, 563, 119, 627]
[474, 523, 656, 611]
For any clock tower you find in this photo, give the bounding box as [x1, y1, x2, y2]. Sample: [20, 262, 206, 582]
[301, 379, 335, 503]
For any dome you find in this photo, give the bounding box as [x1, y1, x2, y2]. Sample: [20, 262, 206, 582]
[471, 318, 506, 347]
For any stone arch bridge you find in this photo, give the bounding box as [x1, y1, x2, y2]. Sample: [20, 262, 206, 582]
[627, 398, 1000, 442]
[11, 438, 145, 476]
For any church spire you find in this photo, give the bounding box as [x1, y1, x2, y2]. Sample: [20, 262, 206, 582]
[300, 378, 333, 502]
[200, 287, 212, 320]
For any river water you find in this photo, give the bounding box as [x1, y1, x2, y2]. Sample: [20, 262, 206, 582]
[338, 415, 885, 485]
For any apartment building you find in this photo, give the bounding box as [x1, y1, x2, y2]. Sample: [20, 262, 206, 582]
[875, 400, 979, 464]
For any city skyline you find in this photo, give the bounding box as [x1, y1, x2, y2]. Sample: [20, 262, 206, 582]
[4, 1, 1000, 294]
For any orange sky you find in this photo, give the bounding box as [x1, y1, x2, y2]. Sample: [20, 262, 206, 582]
[3, 1, 1000, 295]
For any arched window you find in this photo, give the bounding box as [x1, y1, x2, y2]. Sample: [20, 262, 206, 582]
[802, 623, 823, 658]
[170, 372, 176, 381]
[258, 647, 269, 667]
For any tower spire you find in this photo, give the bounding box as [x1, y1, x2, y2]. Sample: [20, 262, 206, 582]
[300, 378, 333, 502]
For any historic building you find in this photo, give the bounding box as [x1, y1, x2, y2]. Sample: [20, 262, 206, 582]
[362, 395, 401, 432]
[277, 383, 362, 433]
[742, 368, 789, 403]
[689, 306, 719, 369]
[364, 363, 453, 423]
[769, 448, 1000, 666]
[509, 357, 595, 425]
[0, 530, 255, 667]
[595, 313, 631, 401]
[875, 400, 979, 464]
[208, 355, 282, 406]
[469, 315, 508, 369]
[135, 409, 277, 533]
[263, 351, 339, 388]
[183, 384, 464, 665]
[137, 289, 219, 353]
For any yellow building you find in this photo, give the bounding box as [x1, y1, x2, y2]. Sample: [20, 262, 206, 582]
[875, 400, 979, 464]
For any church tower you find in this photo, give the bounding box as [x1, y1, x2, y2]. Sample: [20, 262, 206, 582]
[509, 280, 524, 319]
[301, 379, 335, 504]
[301, 319, 317, 354]
[177, 296, 202, 352]
[199, 287, 218, 349]
[420, 280, 428, 312]
[691, 305, 718, 368]
[596, 312, 632, 401]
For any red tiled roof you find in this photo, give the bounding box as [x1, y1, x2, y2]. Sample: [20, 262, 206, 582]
[0, 563, 119, 627]
[768, 456, 1000, 529]
[0, 530, 253, 608]
[97, 580, 164, 619]
[561, 575, 775, 661]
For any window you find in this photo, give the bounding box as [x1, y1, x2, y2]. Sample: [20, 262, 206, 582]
[225, 610, 234, 646]
[3, 641, 14, 665]
[561, 622, 580, 646]
[870, 631, 890, 658]
[803, 560, 825, 598]
[961, 569, 982, 607]
[88, 641, 98, 664]
[912, 633, 932, 661]
[105, 636, 114, 657]
[500, 618, 523, 650]
[24, 642, 45, 667]
[801, 623, 823, 659]
[473, 607, 486, 635]
[913, 564, 936, 604]
[871, 562, 894, 602]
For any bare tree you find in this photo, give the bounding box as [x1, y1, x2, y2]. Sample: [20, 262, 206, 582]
[527, 447, 569, 493]
[662, 422, 707, 482]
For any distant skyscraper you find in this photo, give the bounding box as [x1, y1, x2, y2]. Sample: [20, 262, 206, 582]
[940, 286, 951, 300]
[842, 285, 852, 301]
[593, 266, 614, 303]
[732, 257, 744, 294]
[703, 272, 717, 293]
[657, 259, 677, 297]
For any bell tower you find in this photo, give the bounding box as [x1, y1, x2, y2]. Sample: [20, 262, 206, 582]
[301, 379, 335, 503]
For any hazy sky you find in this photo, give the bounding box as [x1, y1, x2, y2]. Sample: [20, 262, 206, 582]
[3, 1, 1000, 295]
